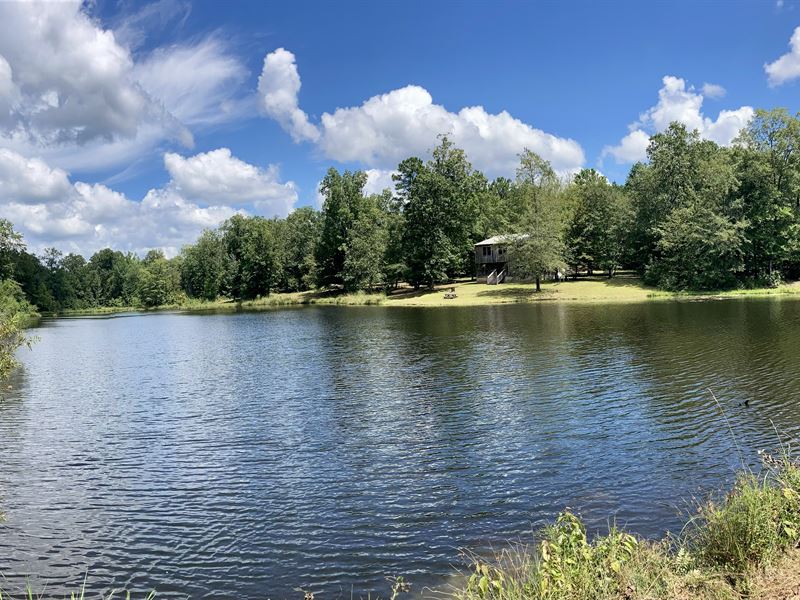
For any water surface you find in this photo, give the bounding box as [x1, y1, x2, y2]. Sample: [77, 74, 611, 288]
[1, 300, 799, 598]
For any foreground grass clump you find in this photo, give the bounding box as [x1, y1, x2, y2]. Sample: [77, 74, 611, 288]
[454, 452, 800, 600]
[0, 590, 154, 600]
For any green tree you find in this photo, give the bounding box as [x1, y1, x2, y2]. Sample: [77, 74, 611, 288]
[565, 169, 632, 277]
[86, 249, 140, 306]
[0, 279, 36, 380]
[0, 219, 24, 280]
[61, 253, 93, 308]
[627, 123, 739, 285]
[282, 207, 319, 291]
[38, 248, 79, 311]
[475, 177, 515, 240]
[508, 150, 567, 291]
[137, 251, 181, 307]
[240, 217, 283, 298]
[382, 191, 407, 289]
[180, 230, 230, 300]
[12, 251, 56, 311]
[733, 108, 800, 282]
[315, 168, 368, 287]
[651, 204, 746, 290]
[396, 137, 483, 288]
[219, 215, 284, 299]
[342, 194, 389, 291]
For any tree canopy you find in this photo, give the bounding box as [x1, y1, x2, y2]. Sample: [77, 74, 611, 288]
[2, 107, 800, 312]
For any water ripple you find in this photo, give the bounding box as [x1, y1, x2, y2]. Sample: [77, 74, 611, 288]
[1, 300, 800, 598]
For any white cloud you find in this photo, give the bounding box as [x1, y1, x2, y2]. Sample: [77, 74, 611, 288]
[259, 48, 585, 177]
[258, 48, 319, 143]
[701, 82, 726, 99]
[602, 76, 754, 164]
[0, 1, 250, 176]
[703, 107, 756, 145]
[765, 26, 800, 86]
[0, 1, 149, 145]
[0, 148, 296, 256]
[602, 130, 651, 165]
[318, 85, 586, 176]
[164, 148, 297, 215]
[363, 169, 397, 196]
[134, 39, 248, 131]
[0, 149, 72, 203]
[110, 0, 192, 52]
[0, 55, 18, 120]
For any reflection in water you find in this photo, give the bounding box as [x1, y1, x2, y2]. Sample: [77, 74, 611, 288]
[1, 300, 800, 598]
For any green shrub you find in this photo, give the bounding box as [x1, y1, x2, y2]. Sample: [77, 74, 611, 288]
[0, 279, 37, 381]
[689, 458, 800, 578]
[455, 455, 800, 600]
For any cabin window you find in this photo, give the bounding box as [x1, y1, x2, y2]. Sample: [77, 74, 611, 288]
[482, 246, 491, 256]
[499, 247, 506, 256]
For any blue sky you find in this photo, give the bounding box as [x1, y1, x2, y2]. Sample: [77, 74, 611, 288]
[0, 0, 798, 255]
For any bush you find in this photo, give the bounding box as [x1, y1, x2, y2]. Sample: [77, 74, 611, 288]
[688, 452, 800, 580]
[455, 454, 800, 600]
[0, 279, 37, 380]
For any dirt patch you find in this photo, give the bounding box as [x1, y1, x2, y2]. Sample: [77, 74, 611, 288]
[750, 549, 800, 600]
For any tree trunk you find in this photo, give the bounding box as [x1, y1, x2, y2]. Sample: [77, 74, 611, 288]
[535, 276, 541, 292]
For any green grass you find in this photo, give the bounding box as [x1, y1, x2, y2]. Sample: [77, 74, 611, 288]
[385, 276, 800, 307]
[450, 449, 800, 600]
[0, 584, 155, 600]
[53, 289, 387, 317]
[47, 276, 800, 316]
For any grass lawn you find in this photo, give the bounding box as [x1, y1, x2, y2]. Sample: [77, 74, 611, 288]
[53, 275, 800, 316]
[384, 275, 800, 307]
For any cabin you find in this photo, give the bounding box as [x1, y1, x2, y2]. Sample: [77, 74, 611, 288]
[474, 235, 528, 284]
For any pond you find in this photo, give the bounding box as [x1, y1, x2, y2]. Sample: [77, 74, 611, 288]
[1, 299, 800, 598]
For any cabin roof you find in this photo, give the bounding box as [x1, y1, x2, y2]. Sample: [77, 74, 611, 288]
[475, 234, 529, 247]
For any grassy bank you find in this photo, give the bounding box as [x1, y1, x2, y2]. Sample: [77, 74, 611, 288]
[386, 276, 800, 307]
[54, 289, 385, 316]
[451, 450, 800, 600]
[51, 276, 800, 316]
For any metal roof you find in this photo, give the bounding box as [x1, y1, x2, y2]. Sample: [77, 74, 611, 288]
[474, 234, 529, 246]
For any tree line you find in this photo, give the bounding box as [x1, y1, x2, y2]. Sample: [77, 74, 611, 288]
[0, 107, 798, 312]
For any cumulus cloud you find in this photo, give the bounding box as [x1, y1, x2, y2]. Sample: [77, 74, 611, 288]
[701, 82, 726, 98]
[0, 1, 249, 175]
[0, 148, 297, 256]
[0, 1, 149, 145]
[258, 48, 319, 143]
[602, 76, 754, 164]
[765, 26, 800, 86]
[0, 149, 72, 203]
[258, 48, 585, 176]
[602, 130, 651, 165]
[164, 148, 297, 214]
[363, 169, 397, 196]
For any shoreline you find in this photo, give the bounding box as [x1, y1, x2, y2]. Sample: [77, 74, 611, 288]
[46, 276, 800, 317]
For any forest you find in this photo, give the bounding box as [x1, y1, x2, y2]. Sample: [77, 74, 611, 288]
[0, 107, 798, 312]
